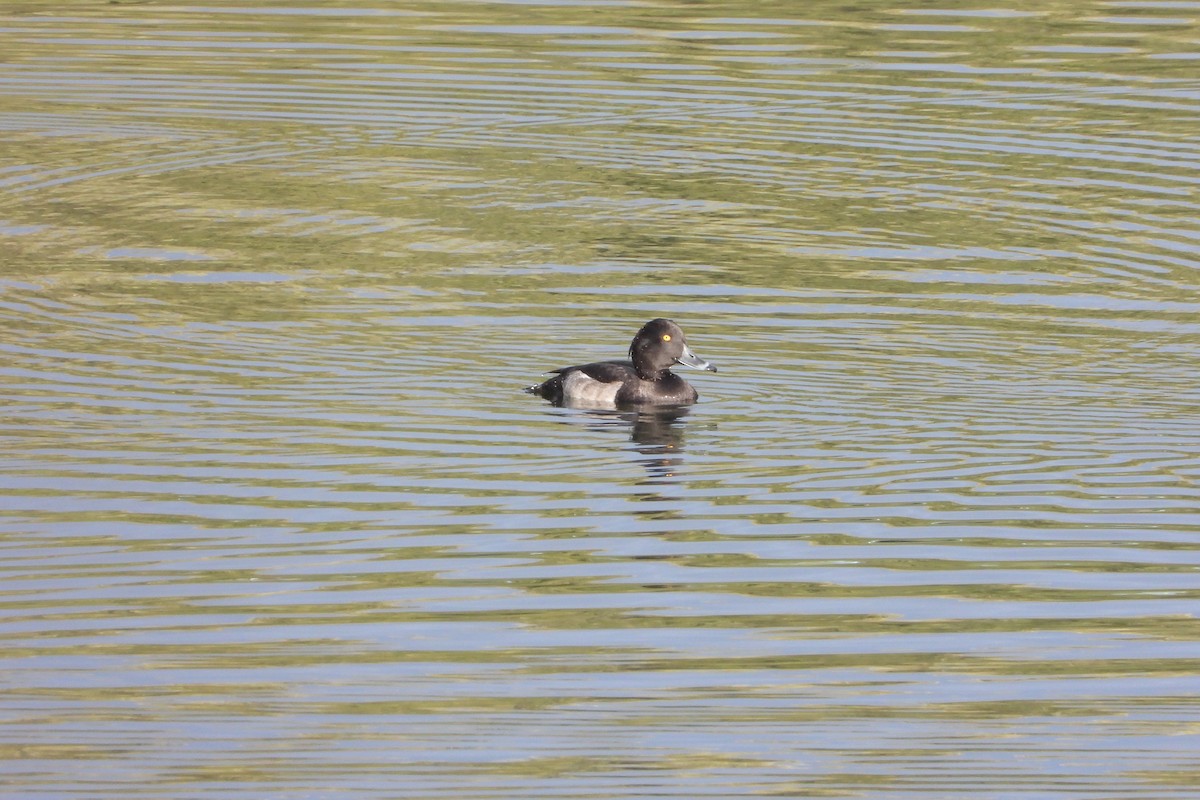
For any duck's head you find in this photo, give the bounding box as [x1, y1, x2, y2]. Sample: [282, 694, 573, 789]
[629, 318, 717, 380]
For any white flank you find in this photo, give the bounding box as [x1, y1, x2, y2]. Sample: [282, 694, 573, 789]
[560, 371, 622, 408]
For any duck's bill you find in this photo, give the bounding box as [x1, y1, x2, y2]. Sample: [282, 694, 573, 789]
[676, 346, 717, 372]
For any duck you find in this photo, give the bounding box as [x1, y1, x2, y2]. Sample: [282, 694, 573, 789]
[526, 318, 717, 408]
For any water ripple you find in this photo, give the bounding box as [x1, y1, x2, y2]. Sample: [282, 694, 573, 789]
[2, 2, 1200, 799]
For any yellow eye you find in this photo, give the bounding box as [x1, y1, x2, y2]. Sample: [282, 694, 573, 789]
[662, 334, 672, 341]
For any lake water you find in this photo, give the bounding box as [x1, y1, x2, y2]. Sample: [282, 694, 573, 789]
[2, 1, 1199, 797]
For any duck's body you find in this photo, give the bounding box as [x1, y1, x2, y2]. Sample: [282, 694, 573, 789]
[536, 359, 700, 407]
[527, 319, 716, 409]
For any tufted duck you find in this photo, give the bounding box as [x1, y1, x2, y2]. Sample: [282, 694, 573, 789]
[526, 318, 717, 408]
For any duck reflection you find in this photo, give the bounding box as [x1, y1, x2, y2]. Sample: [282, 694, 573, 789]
[555, 405, 695, 485]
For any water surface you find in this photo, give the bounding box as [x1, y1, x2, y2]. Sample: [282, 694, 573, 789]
[2, 1, 1199, 797]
